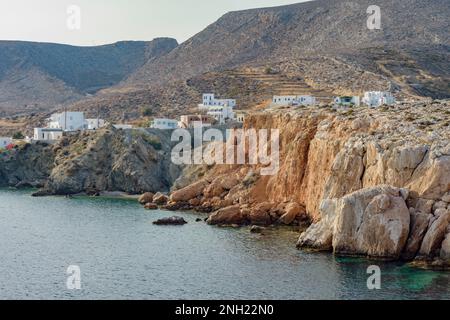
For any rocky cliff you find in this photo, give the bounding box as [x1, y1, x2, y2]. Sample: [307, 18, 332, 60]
[1, 101, 449, 268]
[0, 127, 182, 195]
[164, 101, 450, 268]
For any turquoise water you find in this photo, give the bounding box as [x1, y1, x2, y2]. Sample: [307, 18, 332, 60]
[0, 189, 448, 300]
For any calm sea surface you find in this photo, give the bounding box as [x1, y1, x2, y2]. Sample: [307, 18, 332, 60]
[0, 189, 448, 300]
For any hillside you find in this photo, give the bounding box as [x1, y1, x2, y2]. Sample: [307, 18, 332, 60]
[67, 0, 449, 122]
[126, 0, 449, 86]
[0, 38, 178, 116]
[0, 0, 449, 129]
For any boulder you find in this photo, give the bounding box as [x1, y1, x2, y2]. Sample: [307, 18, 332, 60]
[250, 225, 265, 233]
[440, 227, 450, 261]
[414, 198, 435, 215]
[418, 209, 450, 258]
[297, 199, 336, 251]
[442, 193, 450, 203]
[153, 192, 169, 205]
[153, 216, 187, 225]
[278, 202, 305, 225]
[248, 202, 273, 225]
[189, 198, 201, 206]
[207, 205, 246, 225]
[138, 192, 154, 205]
[333, 187, 410, 258]
[401, 212, 432, 260]
[170, 180, 209, 202]
[298, 185, 410, 259]
[144, 203, 158, 210]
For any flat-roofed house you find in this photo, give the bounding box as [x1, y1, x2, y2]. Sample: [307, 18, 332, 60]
[362, 91, 396, 107]
[198, 94, 236, 110]
[48, 111, 86, 131]
[151, 118, 179, 129]
[33, 128, 63, 142]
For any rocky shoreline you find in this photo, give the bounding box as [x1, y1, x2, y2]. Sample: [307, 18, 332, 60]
[1, 101, 449, 269]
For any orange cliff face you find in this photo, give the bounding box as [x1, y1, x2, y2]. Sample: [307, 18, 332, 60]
[165, 102, 450, 265]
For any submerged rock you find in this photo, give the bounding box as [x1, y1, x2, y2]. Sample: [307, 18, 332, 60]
[153, 216, 187, 225]
[250, 225, 265, 233]
[144, 203, 158, 210]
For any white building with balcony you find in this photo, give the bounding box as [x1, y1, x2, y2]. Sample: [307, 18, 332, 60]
[151, 118, 179, 129]
[362, 91, 396, 107]
[198, 93, 236, 110]
[272, 95, 316, 106]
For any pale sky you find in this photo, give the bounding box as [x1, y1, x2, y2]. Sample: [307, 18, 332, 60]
[0, 0, 308, 46]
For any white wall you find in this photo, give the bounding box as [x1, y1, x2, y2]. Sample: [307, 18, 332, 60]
[49, 112, 86, 131]
[151, 118, 178, 129]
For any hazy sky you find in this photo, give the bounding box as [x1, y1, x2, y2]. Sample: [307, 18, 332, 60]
[0, 0, 307, 46]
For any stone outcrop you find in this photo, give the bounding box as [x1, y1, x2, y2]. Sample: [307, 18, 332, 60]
[297, 186, 410, 259]
[401, 212, 432, 260]
[418, 210, 450, 258]
[31, 128, 181, 195]
[153, 192, 169, 205]
[207, 205, 246, 226]
[138, 192, 154, 205]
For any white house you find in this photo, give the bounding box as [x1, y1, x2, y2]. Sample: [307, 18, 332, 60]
[151, 118, 178, 129]
[272, 95, 316, 106]
[86, 118, 107, 130]
[198, 94, 236, 110]
[207, 106, 235, 125]
[48, 111, 86, 131]
[362, 91, 396, 107]
[333, 96, 361, 107]
[0, 137, 12, 149]
[33, 128, 63, 142]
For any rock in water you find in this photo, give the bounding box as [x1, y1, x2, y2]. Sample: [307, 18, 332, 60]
[250, 225, 265, 233]
[138, 192, 154, 205]
[298, 185, 410, 259]
[401, 212, 432, 260]
[144, 203, 158, 210]
[207, 205, 246, 225]
[170, 180, 209, 202]
[153, 216, 187, 225]
[418, 210, 450, 258]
